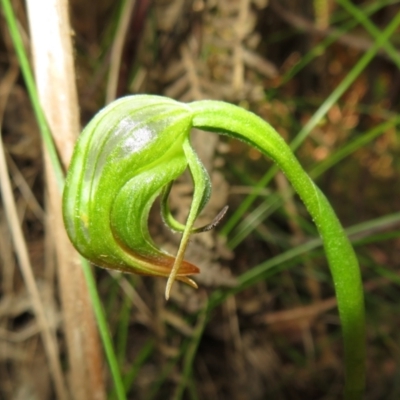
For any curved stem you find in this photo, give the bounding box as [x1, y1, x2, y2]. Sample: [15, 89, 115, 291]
[190, 100, 365, 399]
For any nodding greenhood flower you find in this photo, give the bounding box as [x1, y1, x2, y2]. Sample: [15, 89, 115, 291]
[63, 94, 365, 396]
[63, 95, 219, 299]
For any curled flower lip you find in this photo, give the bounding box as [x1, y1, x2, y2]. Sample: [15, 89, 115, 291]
[90, 250, 200, 288]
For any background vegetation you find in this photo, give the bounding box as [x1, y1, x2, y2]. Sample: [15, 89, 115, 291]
[1, 0, 400, 399]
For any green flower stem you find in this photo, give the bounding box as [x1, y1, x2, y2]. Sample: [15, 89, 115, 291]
[190, 100, 365, 399]
[62, 93, 365, 398]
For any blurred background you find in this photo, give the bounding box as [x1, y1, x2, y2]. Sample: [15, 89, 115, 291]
[1, 0, 400, 399]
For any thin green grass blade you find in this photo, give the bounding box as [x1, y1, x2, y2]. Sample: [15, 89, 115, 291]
[80, 257, 127, 400]
[187, 377, 200, 400]
[338, 0, 400, 69]
[146, 343, 189, 400]
[0, 0, 64, 190]
[213, 211, 400, 309]
[352, 229, 400, 247]
[310, 116, 400, 178]
[122, 340, 155, 393]
[116, 295, 133, 365]
[365, 258, 400, 287]
[0, 2, 126, 399]
[172, 304, 208, 400]
[228, 190, 284, 249]
[281, 0, 397, 84]
[183, 216, 400, 397]
[206, 213, 400, 398]
[222, 9, 400, 237]
[229, 115, 400, 249]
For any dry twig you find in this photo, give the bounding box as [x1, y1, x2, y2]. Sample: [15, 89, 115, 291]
[0, 65, 68, 399]
[26, 1, 105, 398]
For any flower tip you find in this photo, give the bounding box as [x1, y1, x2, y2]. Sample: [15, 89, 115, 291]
[164, 273, 198, 301]
[165, 273, 175, 300]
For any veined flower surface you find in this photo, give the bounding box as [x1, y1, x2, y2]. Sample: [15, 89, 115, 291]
[63, 96, 208, 290]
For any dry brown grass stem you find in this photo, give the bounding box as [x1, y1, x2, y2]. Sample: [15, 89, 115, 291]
[106, 0, 137, 104]
[25, 1, 105, 399]
[180, 43, 202, 100]
[271, 0, 398, 58]
[232, 0, 250, 93]
[258, 278, 388, 326]
[0, 66, 68, 399]
[5, 152, 45, 221]
[109, 271, 154, 328]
